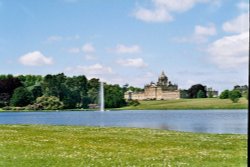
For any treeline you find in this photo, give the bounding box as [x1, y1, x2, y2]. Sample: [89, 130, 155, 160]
[219, 85, 248, 103]
[0, 73, 128, 110]
[180, 83, 248, 103]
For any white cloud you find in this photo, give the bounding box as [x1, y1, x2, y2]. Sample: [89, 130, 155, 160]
[195, 24, 216, 37]
[19, 51, 53, 66]
[222, 12, 249, 33]
[68, 47, 80, 53]
[65, 63, 113, 76]
[110, 44, 141, 54]
[237, 1, 249, 11]
[117, 58, 148, 68]
[207, 31, 249, 69]
[174, 23, 216, 43]
[82, 43, 95, 53]
[133, 0, 220, 22]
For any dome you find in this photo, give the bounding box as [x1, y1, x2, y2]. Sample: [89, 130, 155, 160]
[159, 71, 167, 79]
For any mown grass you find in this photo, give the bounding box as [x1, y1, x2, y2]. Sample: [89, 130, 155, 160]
[0, 125, 247, 167]
[120, 98, 248, 110]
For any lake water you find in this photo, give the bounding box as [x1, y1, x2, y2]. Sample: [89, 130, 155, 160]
[0, 110, 247, 134]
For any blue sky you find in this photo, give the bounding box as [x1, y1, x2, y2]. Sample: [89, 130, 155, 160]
[0, 0, 249, 92]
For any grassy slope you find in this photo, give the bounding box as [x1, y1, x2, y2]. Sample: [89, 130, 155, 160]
[120, 98, 248, 110]
[0, 125, 247, 167]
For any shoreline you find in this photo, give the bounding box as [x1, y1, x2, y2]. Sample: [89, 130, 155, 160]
[1, 97, 248, 112]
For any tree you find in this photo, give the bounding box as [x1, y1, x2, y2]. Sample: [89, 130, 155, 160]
[219, 90, 229, 99]
[86, 78, 99, 102]
[30, 85, 43, 100]
[0, 76, 23, 106]
[17, 75, 42, 87]
[180, 89, 189, 98]
[82, 96, 91, 109]
[187, 84, 207, 98]
[87, 88, 98, 104]
[229, 90, 241, 103]
[62, 89, 80, 109]
[65, 75, 88, 107]
[197, 90, 206, 98]
[88, 78, 100, 90]
[35, 96, 64, 110]
[104, 84, 126, 108]
[0, 77, 23, 102]
[10, 87, 33, 107]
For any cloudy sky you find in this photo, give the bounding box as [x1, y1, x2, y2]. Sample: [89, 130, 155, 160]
[0, 0, 249, 92]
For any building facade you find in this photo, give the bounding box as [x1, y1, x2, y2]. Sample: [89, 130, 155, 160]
[124, 71, 180, 100]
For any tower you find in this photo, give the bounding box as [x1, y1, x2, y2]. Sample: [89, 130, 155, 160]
[157, 71, 168, 87]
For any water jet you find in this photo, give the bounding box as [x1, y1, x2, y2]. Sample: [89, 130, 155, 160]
[100, 81, 104, 112]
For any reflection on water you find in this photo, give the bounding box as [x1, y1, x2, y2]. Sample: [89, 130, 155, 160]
[0, 110, 247, 134]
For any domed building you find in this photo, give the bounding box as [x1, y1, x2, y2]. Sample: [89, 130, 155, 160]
[124, 71, 180, 100]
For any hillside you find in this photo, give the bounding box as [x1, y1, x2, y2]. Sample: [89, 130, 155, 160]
[120, 98, 248, 110]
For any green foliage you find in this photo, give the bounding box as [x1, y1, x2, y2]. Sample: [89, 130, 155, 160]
[0, 76, 23, 105]
[104, 84, 126, 108]
[42, 73, 66, 99]
[187, 84, 207, 98]
[82, 96, 91, 109]
[62, 90, 80, 109]
[30, 85, 43, 100]
[17, 75, 42, 87]
[127, 86, 143, 93]
[87, 87, 99, 104]
[219, 90, 229, 99]
[229, 90, 241, 103]
[10, 87, 33, 107]
[65, 75, 88, 107]
[197, 90, 206, 98]
[180, 89, 189, 98]
[35, 96, 64, 110]
[127, 99, 140, 106]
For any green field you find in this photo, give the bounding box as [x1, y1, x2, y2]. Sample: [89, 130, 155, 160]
[0, 125, 247, 167]
[120, 98, 248, 110]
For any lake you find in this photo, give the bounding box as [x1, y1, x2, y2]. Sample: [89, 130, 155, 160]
[0, 110, 247, 134]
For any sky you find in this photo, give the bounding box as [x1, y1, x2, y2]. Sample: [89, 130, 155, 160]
[0, 0, 249, 92]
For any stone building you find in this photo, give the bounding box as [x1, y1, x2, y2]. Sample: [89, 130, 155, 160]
[124, 71, 180, 100]
[206, 87, 219, 97]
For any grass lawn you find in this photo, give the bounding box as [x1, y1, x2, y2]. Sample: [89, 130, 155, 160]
[120, 98, 248, 110]
[0, 125, 247, 166]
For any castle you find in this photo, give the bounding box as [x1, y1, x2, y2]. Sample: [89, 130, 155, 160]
[124, 71, 180, 100]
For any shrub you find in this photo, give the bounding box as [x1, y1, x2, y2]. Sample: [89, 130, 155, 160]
[2, 106, 12, 110]
[35, 96, 64, 110]
[229, 90, 241, 103]
[219, 90, 229, 99]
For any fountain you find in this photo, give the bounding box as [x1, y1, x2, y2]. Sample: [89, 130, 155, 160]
[99, 81, 104, 112]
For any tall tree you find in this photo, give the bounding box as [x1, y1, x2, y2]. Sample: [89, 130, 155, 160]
[0, 77, 23, 105]
[104, 84, 126, 108]
[65, 75, 88, 107]
[10, 87, 33, 107]
[187, 84, 207, 98]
